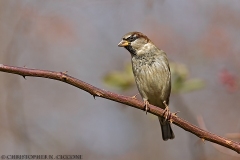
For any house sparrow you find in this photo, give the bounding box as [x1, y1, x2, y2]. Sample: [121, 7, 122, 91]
[118, 31, 174, 140]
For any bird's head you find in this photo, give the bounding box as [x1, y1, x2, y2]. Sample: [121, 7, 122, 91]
[118, 32, 151, 56]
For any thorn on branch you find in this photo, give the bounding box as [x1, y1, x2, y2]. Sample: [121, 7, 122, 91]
[131, 93, 139, 99]
[95, 91, 103, 97]
[22, 75, 26, 79]
[226, 140, 232, 145]
[59, 72, 68, 81]
[92, 91, 103, 99]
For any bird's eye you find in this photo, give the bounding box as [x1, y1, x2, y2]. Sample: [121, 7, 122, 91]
[128, 35, 138, 42]
[129, 36, 134, 41]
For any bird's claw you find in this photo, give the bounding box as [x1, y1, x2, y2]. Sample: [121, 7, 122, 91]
[172, 111, 180, 117]
[144, 100, 149, 115]
[163, 101, 180, 123]
[163, 107, 170, 121]
[163, 101, 170, 121]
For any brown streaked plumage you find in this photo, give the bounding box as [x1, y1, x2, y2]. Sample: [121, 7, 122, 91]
[118, 31, 174, 141]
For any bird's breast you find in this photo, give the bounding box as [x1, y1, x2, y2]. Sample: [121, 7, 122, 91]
[132, 58, 170, 107]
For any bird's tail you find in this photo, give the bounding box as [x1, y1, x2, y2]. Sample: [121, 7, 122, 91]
[158, 117, 175, 141]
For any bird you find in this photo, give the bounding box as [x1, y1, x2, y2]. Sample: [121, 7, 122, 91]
[118, 31, 174, 140]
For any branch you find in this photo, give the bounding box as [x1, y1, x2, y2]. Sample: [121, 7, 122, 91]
[197, 115, 240, 157]
[0, 64, 239, 153]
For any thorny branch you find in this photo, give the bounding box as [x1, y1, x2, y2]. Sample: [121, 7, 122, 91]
[0, 64, 240, 153]
[197, 115, 240, 157]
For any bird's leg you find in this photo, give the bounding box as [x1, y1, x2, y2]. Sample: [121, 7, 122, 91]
[143, 99, 149, 115]
[163, 101, 170, 121]
[163, 101, 180, 123]
[131, 93, 139, 99]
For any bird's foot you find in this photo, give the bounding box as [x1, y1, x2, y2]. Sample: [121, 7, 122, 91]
[163, 101, 179, 123]
[169, 111, 180, 123]
[163, 101, 170, 121]
[144, 100, 149, 115]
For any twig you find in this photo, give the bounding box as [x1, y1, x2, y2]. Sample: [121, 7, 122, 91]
[0, 64, 240, 153]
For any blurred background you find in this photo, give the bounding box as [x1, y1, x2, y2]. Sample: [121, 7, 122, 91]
[0, 0, 239, 160]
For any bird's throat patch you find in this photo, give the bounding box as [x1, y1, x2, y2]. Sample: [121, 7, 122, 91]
[125, 45, 136, 55]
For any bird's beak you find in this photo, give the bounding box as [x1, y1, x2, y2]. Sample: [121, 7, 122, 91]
[118, 40, 129, 47]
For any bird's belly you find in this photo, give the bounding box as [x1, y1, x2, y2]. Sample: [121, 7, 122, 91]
[134, 65, 170, 108]
[137, 75, 163, 104]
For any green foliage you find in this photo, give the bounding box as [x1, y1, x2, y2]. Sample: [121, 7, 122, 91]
[103, 62, 205, 93]
[170, 62, 205, 93]
[103, 64, 135, 91]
